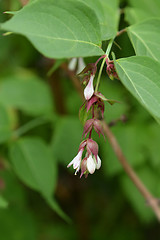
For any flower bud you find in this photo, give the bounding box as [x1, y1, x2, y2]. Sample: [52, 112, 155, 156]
[80, 158, 87, 178]
[93, 119, 105, 138]
[84, 75, 94, 100]
[83, 119, 94, 138]
[87, 139, 98, 160]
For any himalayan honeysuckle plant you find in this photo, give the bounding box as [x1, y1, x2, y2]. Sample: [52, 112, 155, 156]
[1, 0, 160, 224]
[67, 54, 118, 177]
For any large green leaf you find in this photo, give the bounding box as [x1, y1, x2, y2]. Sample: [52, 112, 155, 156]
[128, 0, 160, 16]
[0, 104, 12, 144]
[125, 7, 152, 25]
[9, 137, 70, 222]
[114, 55, 160, 123]
[1, 0, 104, 58]
[0, 75, 53, 116]
[127, 19, 160, 62]
[9, 137, 56, 197]
[80, 0, 119, 40]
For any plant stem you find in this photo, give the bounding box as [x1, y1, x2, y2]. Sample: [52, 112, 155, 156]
[105, 38, 114, 56]
[13, 116, 51, 138]
[116, 28, 126, 37]
[95, 57, 107, 92]
[95, 39, 113, 92]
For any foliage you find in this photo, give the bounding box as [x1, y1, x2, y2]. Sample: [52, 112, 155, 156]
[0, 0, 160, 239]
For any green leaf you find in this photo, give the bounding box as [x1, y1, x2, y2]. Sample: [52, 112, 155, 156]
[9, 137, 69, 221]
[114, 55, 160, 123]
[128, 0, 160, 16]
[127, 18, 160, 62]
[0, 75, 53, 116]
[46, 198, 71, 223]
[80, 0, 120, 40]
[1, 0, 104, 58]
[0, 104, 12, 144]
[125, 7, 152, 25]
[0, 196, 8, 209]
[9, 137, 57, 197]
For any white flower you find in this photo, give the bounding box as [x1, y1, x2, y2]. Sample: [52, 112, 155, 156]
[77, 58, 86, 74]
[96, 155, 101, 169]
[87, 155, 96, 174]
[87, 155, 101, 174]
[67, 149, 83, 175]
[84, 75, 94, 100]
[68, 58, 77, 71]
[68, 57, 86, 74]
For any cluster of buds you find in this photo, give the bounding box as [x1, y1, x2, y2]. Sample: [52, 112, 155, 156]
[67, 55, 118, 178]
[106, 58, 119, 80]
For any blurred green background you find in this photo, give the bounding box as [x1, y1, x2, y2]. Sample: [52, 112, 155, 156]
[0, 0, 160, 239]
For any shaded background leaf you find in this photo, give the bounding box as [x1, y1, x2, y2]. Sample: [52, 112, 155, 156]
[9, 137, 57, 197]
[0, 74, 53, 116]
[0, 195, 8, 209]
[0, 104, 12, 144]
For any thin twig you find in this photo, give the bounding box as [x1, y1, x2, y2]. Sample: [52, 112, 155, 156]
[61, 62, 160, 221]
[116, 28, 126, 37]
[102, 121, 160, 221]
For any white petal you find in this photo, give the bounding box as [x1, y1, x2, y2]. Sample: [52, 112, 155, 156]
[73, 158, 81, 169]
[87, 155, 96, 174]
[67, 149, 83, 169]
[96, 155, 101, 169]
[74, 166, 80, 175]
[67, 158, 75, 168]
[84, 75, 94, 100]
[73, 149, 83, 169]
[68, 58, 77, 71]
[77, 58, 86, 74]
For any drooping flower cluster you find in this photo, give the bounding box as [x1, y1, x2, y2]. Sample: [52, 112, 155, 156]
[67, 55, 118, 178]
[67, 139, 101, 178]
